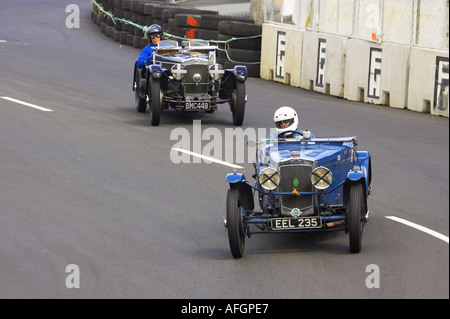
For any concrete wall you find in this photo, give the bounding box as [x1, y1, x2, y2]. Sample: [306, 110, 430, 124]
[260, 23, 449, 117]
[343, 40, 410, 109]
[260, 24, 303, 87]
[300, 32, 347, 97]
[408, 47, 449, 116]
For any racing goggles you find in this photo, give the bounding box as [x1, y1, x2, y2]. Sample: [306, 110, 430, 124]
[149, 33, 163, 39]
[275, 118, 293, 129]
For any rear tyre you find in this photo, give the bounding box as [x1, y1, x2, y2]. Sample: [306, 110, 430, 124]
[149, 77, 162, 126]
[231, 81, 245, 126]
[134, 66, 147, 113]
[227, 188, 245, 258]
[135, 90, 147, 113]
[348, 183, 365, 253]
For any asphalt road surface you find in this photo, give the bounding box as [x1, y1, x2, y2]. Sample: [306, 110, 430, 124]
[0, 0, 448, 299]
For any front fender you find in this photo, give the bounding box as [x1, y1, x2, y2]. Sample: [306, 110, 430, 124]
[149, 64, 164, 78]
[347, 169, 364, 181]
[233, 65, 248, 82]
[226, 173, 254, 211]
[224, 66, 248, 83]
[358, 152, 372, 188]
[344, 163, 370, 208]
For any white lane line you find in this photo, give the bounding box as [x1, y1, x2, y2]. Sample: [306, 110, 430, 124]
[171, 148, 244, 169]
[386, 216, 449, 243]
[1, 96, 53, 112]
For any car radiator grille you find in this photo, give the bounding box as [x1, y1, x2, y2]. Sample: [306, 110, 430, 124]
[279, 164, 313, 215]
[183, 64, 209, 96]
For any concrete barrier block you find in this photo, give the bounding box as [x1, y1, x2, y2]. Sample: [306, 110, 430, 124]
[260, 23, 303, 86]
[343, 40, 410, 109]
[344, 39, 382, 104]
[300, 32, 347, 97]
[260, 23, 277, 81]
[379, 43, 410, 109]
[407, 47, 449, 117]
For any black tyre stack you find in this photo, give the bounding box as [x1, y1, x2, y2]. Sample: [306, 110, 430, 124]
[217, 20, 262, 78]
[174, 14, 215, 41]
[91, 0, 262, 77]
[162, 7, 218, 38]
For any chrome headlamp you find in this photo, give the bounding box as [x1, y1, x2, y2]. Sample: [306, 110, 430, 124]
[209, 64, 224, 80]
[311, 167, 333, 190]
[258, 167, 280, 191]
[171, 64, 187, 80]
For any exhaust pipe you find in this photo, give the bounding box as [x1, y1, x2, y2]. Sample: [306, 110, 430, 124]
[326, 220, 345, 228]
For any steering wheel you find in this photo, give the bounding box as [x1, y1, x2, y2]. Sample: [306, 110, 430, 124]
[277, 130, 303, 138]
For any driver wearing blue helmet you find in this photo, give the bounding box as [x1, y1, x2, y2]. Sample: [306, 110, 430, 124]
[136, 24, 164, 68]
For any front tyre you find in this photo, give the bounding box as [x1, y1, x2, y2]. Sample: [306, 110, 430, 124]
[149, 77, 162, 126]
[348, 183, 365, 253]
[226, 188, 245, 258]
[231, 81, 245, 126]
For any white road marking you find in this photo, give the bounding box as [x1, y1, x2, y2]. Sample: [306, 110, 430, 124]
[171, 148, 244, 169]
[1, 96, 53, 112]
[386, 216, 449, 243]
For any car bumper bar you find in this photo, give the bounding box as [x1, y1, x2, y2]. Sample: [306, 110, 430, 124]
[243, 213, 347, 234]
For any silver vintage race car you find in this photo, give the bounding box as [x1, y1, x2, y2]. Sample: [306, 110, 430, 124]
[133, 39, 248, 126]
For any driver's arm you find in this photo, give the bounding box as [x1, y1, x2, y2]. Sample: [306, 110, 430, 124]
[136, 46, 154, 68]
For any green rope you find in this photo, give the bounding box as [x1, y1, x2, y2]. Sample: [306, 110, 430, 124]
[92, 0, 149, 34]
[91, 0, 261, 64]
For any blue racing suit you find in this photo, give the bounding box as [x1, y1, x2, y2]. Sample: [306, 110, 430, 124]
[136, 44, 158, 68]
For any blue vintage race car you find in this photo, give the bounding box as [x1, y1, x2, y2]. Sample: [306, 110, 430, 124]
[225, 131, 372, 258]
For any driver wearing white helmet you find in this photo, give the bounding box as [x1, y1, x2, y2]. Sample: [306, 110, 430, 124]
[270, 106, 315, 139]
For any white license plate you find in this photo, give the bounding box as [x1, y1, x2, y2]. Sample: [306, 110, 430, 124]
[271, 217, 322, 230]
[185, 101, 210, 110]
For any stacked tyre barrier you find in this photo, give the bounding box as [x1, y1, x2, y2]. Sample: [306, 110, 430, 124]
[91, 0, 262, 77]
[216, 20, 262, 78]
